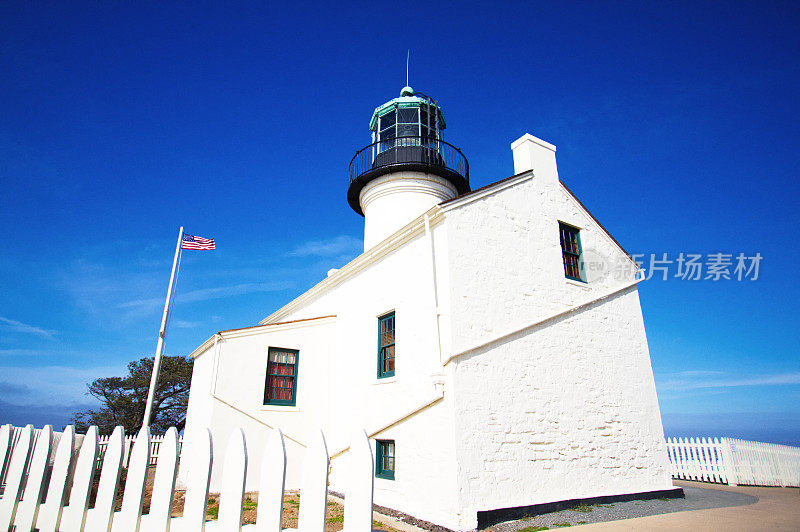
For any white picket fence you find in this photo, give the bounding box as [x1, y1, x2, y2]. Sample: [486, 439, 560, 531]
[666, 436, 800, 487]
[0, 423, 375, 532]
[98, 432, 184, 469]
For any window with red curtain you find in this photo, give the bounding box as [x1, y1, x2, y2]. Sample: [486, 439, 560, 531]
[264, 347, 299, 406]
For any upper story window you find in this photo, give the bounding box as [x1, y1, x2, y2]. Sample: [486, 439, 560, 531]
[264, 347, 299, 406]
[559, 222, 583, 281]
[378, 312, 395, 378]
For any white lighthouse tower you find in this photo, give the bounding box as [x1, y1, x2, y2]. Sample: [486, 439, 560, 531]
[348, 86, 470, 249]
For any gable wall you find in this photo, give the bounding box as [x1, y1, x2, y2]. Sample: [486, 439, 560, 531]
[443, 173, 672, 526]
[444, 173, 637, 348]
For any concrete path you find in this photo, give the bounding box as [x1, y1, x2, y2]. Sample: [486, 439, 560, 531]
[571, 480, 800, 531]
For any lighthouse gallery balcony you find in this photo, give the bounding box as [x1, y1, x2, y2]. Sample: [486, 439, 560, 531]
[347, 136, 470, 215]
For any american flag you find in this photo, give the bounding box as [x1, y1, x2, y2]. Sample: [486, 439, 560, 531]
[181, 234, 215, 250]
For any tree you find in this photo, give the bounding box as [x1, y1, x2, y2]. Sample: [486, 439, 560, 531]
[71, 355, 193, 435]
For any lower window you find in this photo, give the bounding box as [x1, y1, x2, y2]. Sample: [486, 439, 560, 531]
[375, 439, 395, 480]
[264, 347, 299, 406]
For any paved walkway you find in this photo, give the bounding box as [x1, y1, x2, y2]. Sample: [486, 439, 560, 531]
[571, 480, 800, 531]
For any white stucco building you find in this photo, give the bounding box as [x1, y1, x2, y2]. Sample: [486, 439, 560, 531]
[180, 87, 678, 529]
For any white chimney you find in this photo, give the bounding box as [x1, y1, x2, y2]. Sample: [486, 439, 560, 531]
[510, 133, 559, 184]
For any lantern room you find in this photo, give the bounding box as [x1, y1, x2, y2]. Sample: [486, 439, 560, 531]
[348, 86, 470, 250]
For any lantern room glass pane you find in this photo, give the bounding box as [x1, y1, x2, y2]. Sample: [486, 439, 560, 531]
[397, 108, 418, 123]
[397, 123, 417, 138]
[380, 125, 395, 140]
[379, 110, 396, 128]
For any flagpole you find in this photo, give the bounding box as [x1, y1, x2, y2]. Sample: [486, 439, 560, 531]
[142, 226, 184, 428]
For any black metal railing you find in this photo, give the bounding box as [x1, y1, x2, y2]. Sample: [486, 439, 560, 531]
[348, 136, 469, 187]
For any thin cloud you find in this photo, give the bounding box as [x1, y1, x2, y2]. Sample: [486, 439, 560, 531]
[676, 370, 725, 377]
[286, 235, 361, 258]
[171, 320, 201, 329]
[118, 281, 292, 310]
[658, 371, 800, 392]
[0, 349, 50, 356]
[0, 316, 57, 338]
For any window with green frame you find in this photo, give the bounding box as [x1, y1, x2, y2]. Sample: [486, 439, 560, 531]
[264, 347, 299, 406]
[375, 439, 395, 480]
[377, 312, 395, 378]
[559, 222, 584, 281]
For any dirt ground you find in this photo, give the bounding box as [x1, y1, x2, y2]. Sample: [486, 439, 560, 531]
[97, 467, 404, 531]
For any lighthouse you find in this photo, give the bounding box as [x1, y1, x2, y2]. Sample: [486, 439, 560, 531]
[183, 85, 678, 530]
[347, 86, 470, 250]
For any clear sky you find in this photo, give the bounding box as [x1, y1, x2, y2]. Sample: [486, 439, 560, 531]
[1, 1, 798, 444]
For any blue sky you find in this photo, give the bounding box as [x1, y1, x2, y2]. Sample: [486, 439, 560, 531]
[1, 1, 798, 444]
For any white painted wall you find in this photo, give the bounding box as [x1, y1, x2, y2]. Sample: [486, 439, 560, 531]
[360, 171, 457, 250]
[182, 132, 672, 530]
[180, 319, 338, 491]
[271, 221, 462, 526]
[441, 137, 672, 528]
[450, 289, 671, 526]
[181, 221, 463, 526]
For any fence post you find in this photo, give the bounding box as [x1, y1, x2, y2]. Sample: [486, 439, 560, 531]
[181, 428, 213, 531]
[86, 426, 125, 532]
[113, 426, 151, 532]
[716, 437, 726, 484]
[35, 425, 75, 532]
[218, 429, 248, 531]
[720, 437, 737, 486]
[0, 424, 12, 489]
[344, 429, 374, 532]
[60, 425, 99, 532]
[297, 430, 329, 532]
[256, 427, 286, 532]
[14, 425, 53, 532]
[146, 427, 180, 531]
[677, 437, 685, 479]
[0, 424, 34, 530]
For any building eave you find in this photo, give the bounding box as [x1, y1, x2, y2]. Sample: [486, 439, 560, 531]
[259, 207, 446, 325]
[189, 315, 338, 358]
[558, 181, 637, 264]
[439, 170, 534, 211]
[219, 315, 336, 335]
[188, 335, 216, 359]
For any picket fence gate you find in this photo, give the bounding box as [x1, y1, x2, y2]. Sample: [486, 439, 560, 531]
[0, 423, 375, 532]
[666, 436, 800, 487]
